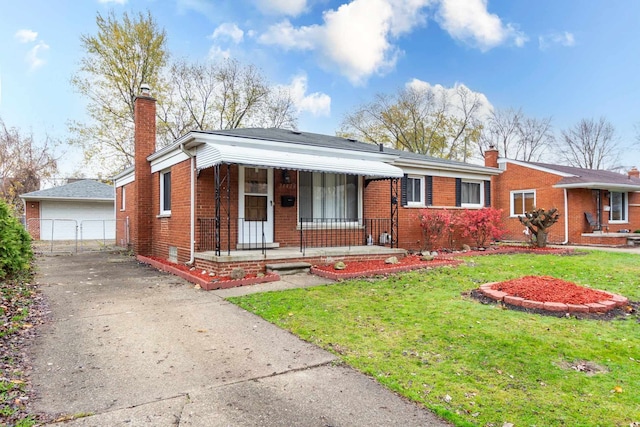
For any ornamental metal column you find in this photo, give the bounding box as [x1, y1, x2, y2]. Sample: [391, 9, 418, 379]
[214, 163, 232, 256]
[390, 177, 399, 248]
[214, 164, 221, 256]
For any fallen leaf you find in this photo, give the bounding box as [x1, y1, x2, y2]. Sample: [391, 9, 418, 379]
[613, 385, 623, 393]
[10, 379, 24, 384]
[443, 394, 452, 403]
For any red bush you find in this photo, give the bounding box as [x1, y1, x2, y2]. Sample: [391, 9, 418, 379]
[417, 209, 457, 251]
[459, 208, 506, 248]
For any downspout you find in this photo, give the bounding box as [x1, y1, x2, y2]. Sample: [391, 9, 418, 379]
[180, 142, 196, 264]
[561, 188, 569, 244]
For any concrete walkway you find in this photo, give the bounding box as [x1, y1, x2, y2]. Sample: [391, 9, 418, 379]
[30, 252, 450, 426]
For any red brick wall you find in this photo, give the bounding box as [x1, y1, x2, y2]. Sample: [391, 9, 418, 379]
[24, 201, 40, 240]
[133, 94, 156, 256]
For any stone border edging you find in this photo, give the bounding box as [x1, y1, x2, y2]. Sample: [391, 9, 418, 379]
[310, 259, 463, 281]
[478, 281, 629, 314]
[137, 255, 281, 290]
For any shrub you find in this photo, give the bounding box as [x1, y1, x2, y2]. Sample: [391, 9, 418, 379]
[417, 209, 459, 251]
[459, 208, 506, 248]
[0, 199, 32, 279]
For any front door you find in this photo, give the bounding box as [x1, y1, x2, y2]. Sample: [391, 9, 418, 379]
[238, 167, 274, 246]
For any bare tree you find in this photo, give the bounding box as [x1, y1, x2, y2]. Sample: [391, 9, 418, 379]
[340, 83, 484, 161]
[0, 118, 58, 215]
[480, 108, 553, 162]
[158, 59, 297, 140]
[560, 117, 620, 169]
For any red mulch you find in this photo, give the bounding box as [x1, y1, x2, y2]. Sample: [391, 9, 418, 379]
[312, 255, 431, 274]
[491, 276, 611, 304]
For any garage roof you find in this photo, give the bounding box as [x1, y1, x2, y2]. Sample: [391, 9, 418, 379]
[20, 180, 114, 202]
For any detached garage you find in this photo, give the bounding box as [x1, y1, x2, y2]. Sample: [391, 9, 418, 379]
[21, 180, 115, 241]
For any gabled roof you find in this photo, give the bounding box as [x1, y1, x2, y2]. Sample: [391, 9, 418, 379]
[500, 159, 640, 191]
[20, 180, 114, 201]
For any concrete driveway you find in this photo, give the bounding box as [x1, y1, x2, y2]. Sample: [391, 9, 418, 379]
[30, 252, 450, 426]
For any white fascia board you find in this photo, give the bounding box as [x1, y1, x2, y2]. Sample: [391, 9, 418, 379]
[395, 159, 500, 177]
[19, 196, 114, 202]
[184, 132, 399, 163]
[553, 182, 640, 191]
[150, 149, 190, 173]
[498, 158, 574, 177]
[114, 171, 135, 188]
[113, 166, 134, 181]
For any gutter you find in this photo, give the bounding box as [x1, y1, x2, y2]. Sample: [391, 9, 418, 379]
[180, 142, 196, 264]
[562, 188, 569, 244]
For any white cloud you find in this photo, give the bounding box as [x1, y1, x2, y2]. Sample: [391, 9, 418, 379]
[256, 0, 308, 17]
[26, 41, 50, 70]
[538, 31, 575, 51]
[436, 0, 527, 51]
[14, 29, 38, 43]
[283, 74, 331, 116]
[260, 0, 432, 85]
[407, 78, 494, 120]
[208, 45, 231, 61]
[211, 23, 244, 44]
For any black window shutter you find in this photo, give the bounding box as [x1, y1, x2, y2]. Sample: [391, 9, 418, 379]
[425, 175, 433, 206]
[484, 180, 491, 207]
[400, 174, 408, 207]
[455, 178, 462, 207]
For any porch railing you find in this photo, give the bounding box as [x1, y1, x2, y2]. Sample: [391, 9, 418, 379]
[198, 217, 266, 254]
[299, 218, 393, 255]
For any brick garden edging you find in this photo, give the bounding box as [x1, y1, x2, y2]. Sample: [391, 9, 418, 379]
[137, 255, 281, 290]
[478, 282, 629, 314]
[310, 258, 463, 281]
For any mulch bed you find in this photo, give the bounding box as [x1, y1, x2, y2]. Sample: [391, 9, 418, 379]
[311, 255, 463, 280]
[471, 276, 635, 320]
[138, 256, 280, 290]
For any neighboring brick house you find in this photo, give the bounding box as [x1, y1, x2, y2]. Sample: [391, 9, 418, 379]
[485, 147, 640, 246]
[115, 86, 499, 275]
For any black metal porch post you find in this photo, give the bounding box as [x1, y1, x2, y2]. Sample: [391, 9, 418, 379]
[226, 163, 231, 255]
[390, 177, 399, 248]
[214, 164, 221, 256]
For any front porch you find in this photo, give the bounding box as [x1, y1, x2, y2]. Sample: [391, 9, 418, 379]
[580, 232, 640, 247]
[194, 245, 407, 277]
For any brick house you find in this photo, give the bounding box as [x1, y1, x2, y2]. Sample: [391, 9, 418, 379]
[485, 147, 640, 246]
[115, 86, 499, 276]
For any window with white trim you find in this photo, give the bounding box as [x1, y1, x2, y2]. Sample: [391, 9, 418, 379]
[299, 171, 359, 222]
[406, 176, 424, 206]
[609, 191, 627, 222]
[461, 181, 482, 207]
[160, 170, 172, 215]
[511, 190, 535, 216]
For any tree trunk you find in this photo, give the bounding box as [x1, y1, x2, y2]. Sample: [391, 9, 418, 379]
[536, 231, 548, 248]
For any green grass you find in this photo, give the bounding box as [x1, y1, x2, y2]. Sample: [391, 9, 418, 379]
[230, 251, 640, 427]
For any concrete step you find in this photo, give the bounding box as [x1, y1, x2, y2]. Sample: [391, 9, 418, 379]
[266, 262, 312, 275]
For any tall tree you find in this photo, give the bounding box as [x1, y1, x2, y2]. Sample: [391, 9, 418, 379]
[0, 118, 58, 215]
[157, 59, 297, 140]
[69, 10, 168, 172]
[339, 83, 484, 161]
[479, 108, 553, 162]
[560, 117, 619, 169]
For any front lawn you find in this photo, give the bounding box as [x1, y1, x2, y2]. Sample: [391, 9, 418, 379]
[230, 251, 640, 427]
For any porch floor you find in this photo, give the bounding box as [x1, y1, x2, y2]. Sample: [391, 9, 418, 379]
[195, 245, 407, 263]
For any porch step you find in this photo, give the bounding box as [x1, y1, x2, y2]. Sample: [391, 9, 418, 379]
[266, 262, 312, 275]
[236, 242, 280, 250]
[626, 235, 640, 246]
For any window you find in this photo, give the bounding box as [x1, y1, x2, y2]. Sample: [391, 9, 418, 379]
[461, 181, 482, 206]
[160, 170, 171, 215]
[406, 176, 424, 206]
[511, 190, 535, 216]
[299, 171, 359, 221]
[120, 186, 126, 211]
[609, 191, 627, 222]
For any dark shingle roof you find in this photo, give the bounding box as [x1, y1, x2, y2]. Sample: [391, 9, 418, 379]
[526, 161, 640, 188]
[20, 180, 114, 201]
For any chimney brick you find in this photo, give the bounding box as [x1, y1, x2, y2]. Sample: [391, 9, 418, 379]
[628, 167, 639, 179]
[132, 87, 156, 256]
[484, 146, 499, 168]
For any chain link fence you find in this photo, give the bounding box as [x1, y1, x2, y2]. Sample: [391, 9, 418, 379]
[26, 218, 129, 254]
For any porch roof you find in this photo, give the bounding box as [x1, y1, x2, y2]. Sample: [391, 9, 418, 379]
[195, 143, 404, 178]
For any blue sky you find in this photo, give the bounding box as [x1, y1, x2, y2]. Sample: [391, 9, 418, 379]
[1, 0, 640, 177]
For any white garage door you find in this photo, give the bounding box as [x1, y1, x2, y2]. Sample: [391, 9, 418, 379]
[40, 201, 115, 240]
